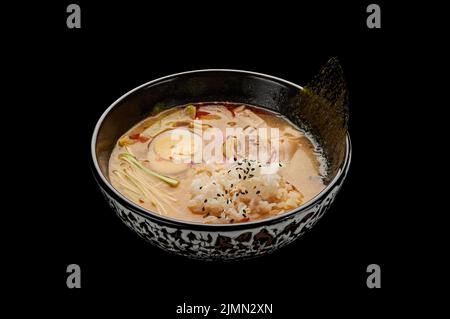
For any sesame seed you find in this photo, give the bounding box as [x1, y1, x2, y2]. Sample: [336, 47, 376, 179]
[204, 199, 207, 203]
[256, 190, 261, 194]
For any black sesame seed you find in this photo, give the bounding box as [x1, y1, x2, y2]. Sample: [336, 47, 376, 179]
[202, 207, 205, 211]
[245, 190, 248, 194]
[243, 176, 247, 180]
[256, 190, 261, 194]
[203, 212, 210, 218]
[238, 174, 241, 179]
[243, 213, 247, 218]
[233, 157, 237, 161]
[199, 186, 203, 190]
[251, 168, 255, 171]
[225, 190, 228, 194]
[217, 193, 221, 197]
[230, 184, 234, 188]
[204, 199, 207, 203]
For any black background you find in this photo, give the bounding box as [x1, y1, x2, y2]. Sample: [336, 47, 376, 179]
[11, 0, 428, 316]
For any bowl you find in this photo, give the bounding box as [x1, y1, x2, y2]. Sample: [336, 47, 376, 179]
[91, 69, 351, 261]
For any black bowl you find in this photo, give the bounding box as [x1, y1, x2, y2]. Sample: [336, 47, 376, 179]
[91, 69, 351, 260]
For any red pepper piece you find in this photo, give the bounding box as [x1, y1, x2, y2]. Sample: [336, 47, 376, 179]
[138, 135, 150, 143]
[195, 111, 210, 119]
[129, 133, 141, 140]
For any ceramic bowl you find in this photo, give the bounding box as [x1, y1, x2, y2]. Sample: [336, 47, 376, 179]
[91, 69, 351, 260]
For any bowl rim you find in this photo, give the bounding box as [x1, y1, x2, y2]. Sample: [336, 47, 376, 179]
[91, 68, 352, 230]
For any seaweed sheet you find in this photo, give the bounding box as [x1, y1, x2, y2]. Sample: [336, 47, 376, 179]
[284, 57, 349, 183]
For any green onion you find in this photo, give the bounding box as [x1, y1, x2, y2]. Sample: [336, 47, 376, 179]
[118, 152, 179, 187]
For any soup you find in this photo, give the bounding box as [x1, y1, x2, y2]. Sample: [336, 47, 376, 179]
[109, 103, 326, 224]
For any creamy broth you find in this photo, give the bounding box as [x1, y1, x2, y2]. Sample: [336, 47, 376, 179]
[109, 103, 326, 224]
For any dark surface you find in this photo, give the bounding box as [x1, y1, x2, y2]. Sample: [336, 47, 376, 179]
[12, 1, 426, 316]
